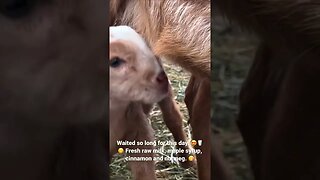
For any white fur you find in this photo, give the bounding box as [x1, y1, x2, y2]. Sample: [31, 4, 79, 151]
[110, 26, 148, 50]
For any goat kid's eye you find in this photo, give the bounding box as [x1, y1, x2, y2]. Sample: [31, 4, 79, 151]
[110, 57, 125, 68]
[0, 0, 37, 19]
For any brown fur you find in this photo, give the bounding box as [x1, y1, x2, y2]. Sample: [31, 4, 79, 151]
[184, 76, 211, 180]
[0, 0, 107, 180]
[110, 0, 211, 78]
[217, 0, 320, 179]
[157, 85, 196, 169]
[110, 0, 214, 179]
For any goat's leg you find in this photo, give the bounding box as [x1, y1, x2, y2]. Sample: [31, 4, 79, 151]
[185, 76, 211, 180]
[158, 83, 195, 168]
[128, 116, 156, 180]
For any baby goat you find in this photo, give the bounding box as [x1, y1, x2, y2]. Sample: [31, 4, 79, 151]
[109, 26, 169, 180]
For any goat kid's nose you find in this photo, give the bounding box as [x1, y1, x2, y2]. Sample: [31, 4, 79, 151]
[156, 71, 168, 83]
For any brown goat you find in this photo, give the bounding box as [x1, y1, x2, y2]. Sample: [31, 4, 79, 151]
[217, 0, 320, 179]
[110, 0, 214, 179]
